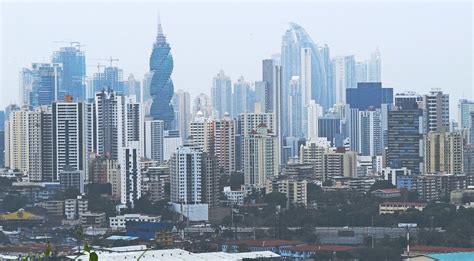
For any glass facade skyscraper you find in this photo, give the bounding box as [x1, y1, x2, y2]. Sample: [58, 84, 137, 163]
[149, 16, 175, 129]
[281, 23, 330, 139]
[52, 46, 86, 101]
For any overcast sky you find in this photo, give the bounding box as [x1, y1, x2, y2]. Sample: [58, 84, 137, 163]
[1, 1, 472, 118]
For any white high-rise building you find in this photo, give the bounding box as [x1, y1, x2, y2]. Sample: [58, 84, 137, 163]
[232, 76, 252, 117]
[172, 90, 191, 140]
[358, 109, 383, 156]
[189, 113, 213, 152]
[243, 124, 279, 188]
[288, 76, 303, 138]
[211, 70, 232, 119]
[333, 56, 356, 105]
[193, 93, 212, 119]
[367, 48, 381, 82]
[52, 99, 86, 181]
[119, 141, 141, 207]
[306, 100, 323, 142]
[28, 106, 53, 182]
[143, 119, 164, 164]
[300, 48, 312, 107]
[170, 145, 203, 204]
[6, 108, 29, 173]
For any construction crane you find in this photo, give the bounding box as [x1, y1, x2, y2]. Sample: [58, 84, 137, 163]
[91, 57, 120, 67]
[53, 41, 86, 50]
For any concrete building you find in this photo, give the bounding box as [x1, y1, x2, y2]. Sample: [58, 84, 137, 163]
[243, 124, 279, 188]
[119, 141, 141, 207]
[423, 89, 450, 132]
[223, 186, 245, 206]
[379, 202, 427, 214]
[425, 131, 463, 174]
[81, 212, 106, 227]
[143, 119, 164, 164]
[59, 166, 84, 194]
[109, 214, 161, 229]
[300, 141, 327, 180]
[323, 149, 357, 180]
[266, 177, 308, 207]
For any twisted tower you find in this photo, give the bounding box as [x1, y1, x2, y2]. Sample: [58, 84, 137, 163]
[149, 15, 174, 129]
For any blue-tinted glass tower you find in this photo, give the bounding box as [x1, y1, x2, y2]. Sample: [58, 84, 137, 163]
[149, 16, 174, 129]
[52, 46, 86, 101]
[346, 82, 393, 110]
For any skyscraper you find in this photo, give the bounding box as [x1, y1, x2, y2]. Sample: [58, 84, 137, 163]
[232, 76, 252, 117]
[458, 99, 474, 130]
[306, 100, 323, 142]
[211, 70, 232, 119]
[193, 93, 212, 119]
[149, 16, 174, 129]
[212, 116, 236, 175]
[261, 59, 274, 112]
[5, 108, 29, 173]
[120, 141, 141, 207]
[21, 63, 62, 107]
[332, 55, 356, 105]
[95, 89, 122, 160]
[358, 109, 382, 156]
[387, 101, 424, 175]
[172, 90, 191, 140]
[281, 23, 330, 135]
[28, 106, 54, 182]
[243, 124, 279, 188]
[52, 98, 86, 180]
[170, 144, 203, 204]
[425, 131, 463, 175]
[143, 119, 164, 164]
[367, 47, 381, 82]
[123, 74, 141, 102]
[52, 46, 86, 101]
[355, 61, 368, 83]
[346, 82, 393, 110]
[423, 89, 450, 132]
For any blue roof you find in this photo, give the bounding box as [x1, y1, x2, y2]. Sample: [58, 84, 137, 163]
[427, 252, 474, 261]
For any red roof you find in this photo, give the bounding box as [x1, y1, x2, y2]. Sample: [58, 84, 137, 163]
[411, 245, 474, 253]
[380, 188, 401, 193]
[230, 239, 305, 247]
[288, 244, 356, 252]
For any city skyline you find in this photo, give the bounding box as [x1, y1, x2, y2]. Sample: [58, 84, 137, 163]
[1, 1, 472, 118]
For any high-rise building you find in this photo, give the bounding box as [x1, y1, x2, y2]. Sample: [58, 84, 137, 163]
[387, 101, 424, 175]
[119, 141, 141, 207]
[123, 74, 141, 102]
[5, 108, 29, 173]
[367, 48, 381, 82]
[149, 16, 174, 129]
[300, 141, 327, 179]
[243, 124, 279, 188]
[358, 109, 382, 156]
[193, 93, 212, 119]
[212, 116, 236, 175]
[458, 99, 474, 130]
[346, 82, 393, 110]
[300, 48, 312, 107]
[355, 61, 368, 83]
[143, 119, 164, 164]
[201, 152, 220, 207]
[464, 145, 474, 175]
[306, 100, 323, 142]
[170, 144, 203, 204]
[254, 81, 270, 113]
[27, 106, 54, 182]
[189, 114, 213, 153]
[21, 63, 62, 107]
[281, 23, 330, 114]
[59, 166, 84, 194]
[425, 131, 464, 175]
[318, 115, 341, 147]
[232, 76, 253, 117]
[423, 89, 449, 132]
[471, 111, 474, 144]
[172, 90, 191, 140]
[91, 66, 124, 94]
[52, 46, 86, 101]
[52, 98, 86, 180]
[288, 76, 303, 137]
[211, 70, 232, 119]
[94, 89, 122, 160]
[262, 59, 274, 112]
[332, 55, 356, 105]
[323, 149, 357, 180]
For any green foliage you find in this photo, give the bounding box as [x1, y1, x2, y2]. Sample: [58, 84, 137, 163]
[1, 194, 28, 212]
[87, 183, 111, 197]
[0, 231, 11, 244]
[369, 180, 395, 191]
[89, 252, 98, 261]
[88, 195, 118, 218]
[263, 192, 287, 208]
[130, 197, 176, 220]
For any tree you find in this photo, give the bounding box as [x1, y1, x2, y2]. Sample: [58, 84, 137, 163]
[263, 192, 287, 208]
[369, 180, 395, 192]
[1, 195, 28, 212]
[229, 172, 244, 190]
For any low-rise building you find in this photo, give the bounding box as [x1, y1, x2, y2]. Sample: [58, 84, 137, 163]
[280, 244, 355, 259]
[64, 196, 88, 220]
[379, 202, 427, 214]
[109, 214, 161, 229]
[81, 212, 106, 227]
[222, 239, 305, 254]
[371, 188, 402, 199]
[223, 186, 245, 206]
[35, 200, 64, 217]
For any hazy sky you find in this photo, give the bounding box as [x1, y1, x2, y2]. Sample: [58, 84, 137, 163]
[1, 1, 473, 118]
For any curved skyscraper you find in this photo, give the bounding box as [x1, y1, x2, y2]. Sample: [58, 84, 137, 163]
[149, 16, 174, 129]
[281, 23, 330, 137]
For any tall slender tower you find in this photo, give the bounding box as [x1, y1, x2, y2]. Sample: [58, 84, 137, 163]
[149, 14, 174, 129]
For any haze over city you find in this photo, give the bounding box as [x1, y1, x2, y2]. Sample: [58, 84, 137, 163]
[1, 1, 472, 116]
